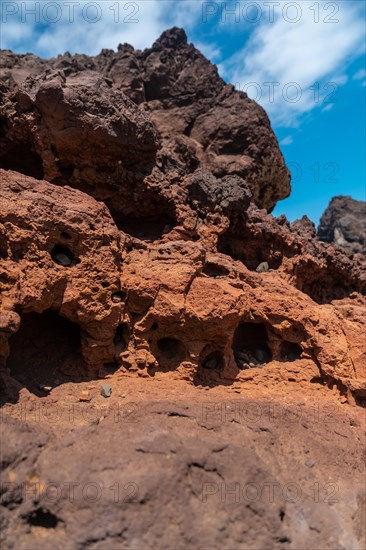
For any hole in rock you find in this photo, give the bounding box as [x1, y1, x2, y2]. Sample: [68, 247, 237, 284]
[183, 118, 195, 137]
[0, 236, 8, 259]
[233, 322, 272, 368]
[355, 396, 366, 408]
[217, 230, 289, 271]
[279, 510, 285, 522]
[157, 338, 183, 359]
[299, 278, 358, 305]
[194, 346, 234, 387]
[0, 141, 44, 180]
[151, 322, 158, 331]
[201, 350, 225, 371]
[202, 262, 230, 278]
[111, 291, 127, 303]
[60, 231, 71, 240]
[57, 161, 75, 180]
[280, 341, 302, 362]
[310, 376, 324, 385]
[104, 362, 120, 374]
[154, 337, 186, 370]
[111, 212, 176, 241]
[144, 77, 170, 102]
[27, 508, 59, 529]
[113, 324, 129, 352]
[50, 245, 75, 267]
[7, 311, 86, 395]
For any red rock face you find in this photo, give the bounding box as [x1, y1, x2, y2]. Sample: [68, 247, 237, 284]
[0, 27, 365, 550]
[0, 168, 364, 394]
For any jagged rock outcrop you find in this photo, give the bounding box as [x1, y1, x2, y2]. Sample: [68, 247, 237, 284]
[218, 207, 366, 303]
[0, 70, 161, 224]
[0, 28, 290, 212]
[318, 196, 366, 256]
[0, 170, 122, 373]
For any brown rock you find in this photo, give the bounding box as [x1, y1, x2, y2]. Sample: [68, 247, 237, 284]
[0, 403, 365, 549]
[0, 27, 290, 214]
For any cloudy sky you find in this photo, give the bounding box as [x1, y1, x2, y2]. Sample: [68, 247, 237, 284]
[1, 0, 365, 224]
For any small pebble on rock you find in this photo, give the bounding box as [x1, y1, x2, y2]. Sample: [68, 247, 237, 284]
[256, 261, 269, 273]
[101, 384, 112, 398]
[79, 390, 92, 402]
[39, 385, 52, 392]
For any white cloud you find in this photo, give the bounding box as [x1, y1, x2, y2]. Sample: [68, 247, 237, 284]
[0, 0, 206, 56]
[194, 41, 221, 63]
[331, 75, 348, 86]
[280, 135, 293, 146]
[353, 69, 366, 80]
[322, 103, 334, 113]
[221, 0, 365, 126]
[0, 19, 34, 50]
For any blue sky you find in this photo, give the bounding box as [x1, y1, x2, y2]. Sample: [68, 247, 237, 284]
[0, 0, 365, 225]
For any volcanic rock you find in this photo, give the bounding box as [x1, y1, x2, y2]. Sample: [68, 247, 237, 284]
[0, 27, 365, 550]
[1, 402, 365, 549]
[0, 168, 364, 398]
[100, 384, 112, 398]
[0, 27, 290, 213]
[318, 195, 366, 256]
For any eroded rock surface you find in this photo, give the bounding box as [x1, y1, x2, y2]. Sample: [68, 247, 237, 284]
[0, 169, 365, 398]
[1, 399, 365, 550]
[0, 27, 365, 550]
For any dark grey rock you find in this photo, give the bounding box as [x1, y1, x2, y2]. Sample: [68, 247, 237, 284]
[101, 384, 112, 397]
[256, 261, 269, 273]
[318, 196, 366, 256]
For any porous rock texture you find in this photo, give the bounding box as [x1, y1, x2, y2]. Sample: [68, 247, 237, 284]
[0, 28, 365, 550]
[318, 195, 366, 257]
[0, 27, 290, 216]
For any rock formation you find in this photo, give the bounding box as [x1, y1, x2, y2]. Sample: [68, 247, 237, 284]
[0, 27, 365, 550]
[318, 195, 366, 256]
[0, 27, 290, 215]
